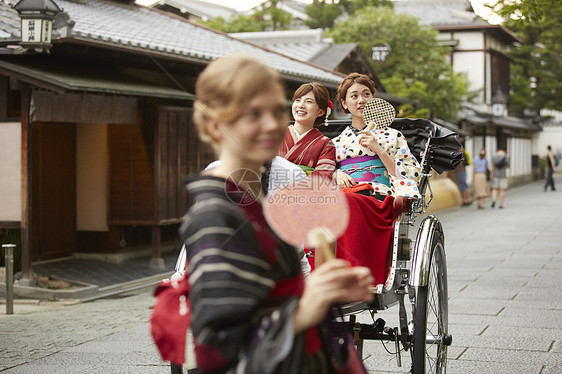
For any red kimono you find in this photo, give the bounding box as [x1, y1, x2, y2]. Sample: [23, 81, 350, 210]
[305, 192, 397, 286]
[279, 126, 336, 180]
[336, 193, 397, 285]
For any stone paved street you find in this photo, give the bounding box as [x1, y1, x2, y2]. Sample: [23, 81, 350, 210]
[1, 176, 561, 373]
[1, 287, 167, 373]
[361, 176, 562, 373]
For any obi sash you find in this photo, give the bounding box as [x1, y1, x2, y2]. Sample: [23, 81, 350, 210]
[338, 155, 390, 186]
[298, 165, 315, 176]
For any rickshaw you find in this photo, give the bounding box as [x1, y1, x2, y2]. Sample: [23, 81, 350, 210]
[170, 117, 461, 374]
[319, 117, 460, 373]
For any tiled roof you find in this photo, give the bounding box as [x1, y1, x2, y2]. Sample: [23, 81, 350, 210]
[0, 0, 344, 86]
[277, 0, 308, 20]
[266, 41, 329, 62]
[311, 43, 357, 71]
[281, 0, 308, 15]
[154, 0, 237, 20]
[393, 0, 489, 27]
[230, 28, 324, 45]
[0, 1, 20, 41]
[231, 29, 343, 69]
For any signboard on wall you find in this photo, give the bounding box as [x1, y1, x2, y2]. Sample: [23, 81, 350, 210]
[371, 43, 391, 63]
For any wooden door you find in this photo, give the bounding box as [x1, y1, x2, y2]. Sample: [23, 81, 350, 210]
[32, 122, 76, 260]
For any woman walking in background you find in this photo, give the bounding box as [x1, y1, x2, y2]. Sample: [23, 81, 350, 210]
[472, 148, 490, 209]
[455, 143, 472, 206]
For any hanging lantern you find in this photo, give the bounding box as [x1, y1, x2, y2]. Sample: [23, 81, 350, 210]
[491, 88, 508, 117]
[14, 0, 62, 53]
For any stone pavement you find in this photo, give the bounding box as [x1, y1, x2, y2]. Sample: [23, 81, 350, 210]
[0, 249, 178, 302]
[0, 287, 167, 373]
[1, 175, 561, 373]
[31, 251, 178, 289]
[360, 175, 562, 373]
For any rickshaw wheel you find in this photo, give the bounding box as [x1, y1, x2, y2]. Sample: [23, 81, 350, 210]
[412, 231, 448, 373]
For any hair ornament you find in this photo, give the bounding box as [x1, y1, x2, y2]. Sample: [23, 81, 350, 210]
[324, 100, 333, 126]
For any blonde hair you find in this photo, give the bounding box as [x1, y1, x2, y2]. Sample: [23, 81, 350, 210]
[193, 55, 286, 148]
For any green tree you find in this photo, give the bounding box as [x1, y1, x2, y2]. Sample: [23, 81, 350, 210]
[490, 0, 562, 114]
[304, 0, 393, 29]
[203, 15, 265, 33]
[201, 1, 293, 32]
[339, 0, 393, 15]
[328, 6, 471, 121]
[304, 1, 342, 29]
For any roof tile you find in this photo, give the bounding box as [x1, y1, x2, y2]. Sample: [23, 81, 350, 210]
[1, 0, 342, 85]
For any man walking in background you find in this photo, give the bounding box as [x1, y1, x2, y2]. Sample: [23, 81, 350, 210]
[491, 147, 509, 209]
[544, 145, 557, 192]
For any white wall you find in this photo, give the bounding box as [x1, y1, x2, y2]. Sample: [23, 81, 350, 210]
[533, 125, 562, 158]
[76, 123, 109, 231]
[449, 31, 486, 103]
[453, 51, 485, 102]
[455, 31, 484, 50]
[0, 122, 21, 222]
[508, 137, 532, 177]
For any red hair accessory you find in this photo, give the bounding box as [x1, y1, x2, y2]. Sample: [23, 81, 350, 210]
[324, 100, 333, 126]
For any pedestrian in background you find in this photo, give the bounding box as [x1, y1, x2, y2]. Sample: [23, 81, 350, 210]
[490, 147, 510, 208]
[455, 143, 472, 206]
[472, 148, 490, 209]
[544, 145, 557, 191]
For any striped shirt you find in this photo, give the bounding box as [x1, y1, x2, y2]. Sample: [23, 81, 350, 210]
[180, 175, 331, 374]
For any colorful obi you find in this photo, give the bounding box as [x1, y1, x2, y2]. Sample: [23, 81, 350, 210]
[338, 155, 390, 186]
[298, 165, 315, 176]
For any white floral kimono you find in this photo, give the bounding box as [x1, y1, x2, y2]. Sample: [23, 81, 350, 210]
[333, 125, 422, 198]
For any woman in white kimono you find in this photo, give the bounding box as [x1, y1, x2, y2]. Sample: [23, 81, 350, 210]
[329, 73, 422, 285]
[332, 73, 421, 200]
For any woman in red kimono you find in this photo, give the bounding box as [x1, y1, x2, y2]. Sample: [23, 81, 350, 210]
[279, 82, 336, 180]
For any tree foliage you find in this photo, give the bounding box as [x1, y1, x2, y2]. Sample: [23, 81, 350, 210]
[201, 1, 293, 32]
[203, 15, 264, 33]
[304, 2, 342, 29]
[304, 0, 393, 29]
[490, 0, 562, 113]
[339, 0, 394, 15]
[327, 6, 471, 121]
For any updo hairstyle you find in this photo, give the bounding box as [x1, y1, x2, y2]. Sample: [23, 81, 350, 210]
[336, 73, 377, 114]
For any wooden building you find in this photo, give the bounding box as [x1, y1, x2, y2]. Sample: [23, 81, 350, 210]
[394, 0, 541, 186]
[0, 0, 345, 283]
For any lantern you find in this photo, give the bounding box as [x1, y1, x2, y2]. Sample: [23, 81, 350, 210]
[491, 89, 508, 117]
[14, 0, 61, 53]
